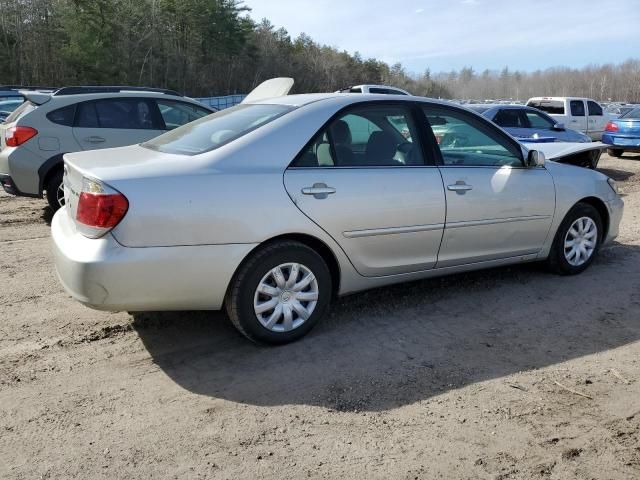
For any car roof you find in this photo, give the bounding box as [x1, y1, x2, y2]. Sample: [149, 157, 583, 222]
[249, 92, 453, 108]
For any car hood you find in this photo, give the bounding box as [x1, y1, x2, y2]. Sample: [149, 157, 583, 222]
[529, 141, 606, 161]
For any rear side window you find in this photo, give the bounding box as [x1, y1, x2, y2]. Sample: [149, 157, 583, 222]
[527, 100, 564, 115]
[587, 101, 603, 116]
[493, 109, 527, 128]
[570, 100, 585, 116]
[47, 104, 76, 126]
[5, 101, 36, 123]
[143, 103, 293, 155]
[75, 98, 161, 129]
[95, 99, 160, 129]
[156, 100, 212, 130]
[292, 104, 424, 167]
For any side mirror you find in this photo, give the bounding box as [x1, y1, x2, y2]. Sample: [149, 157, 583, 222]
[552, 123, 565, 131]
[527, 150, 545, 167]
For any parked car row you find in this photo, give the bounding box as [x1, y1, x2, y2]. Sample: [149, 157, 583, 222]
[49, 79, 623, 345]
[0, 86, 215, 209]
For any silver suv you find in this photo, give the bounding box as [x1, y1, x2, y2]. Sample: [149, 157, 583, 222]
[0, 86, 214, 209]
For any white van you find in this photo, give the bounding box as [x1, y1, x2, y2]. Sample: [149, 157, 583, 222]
[526, 97, 608, 140]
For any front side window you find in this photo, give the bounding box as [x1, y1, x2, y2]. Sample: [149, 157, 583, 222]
[156, 100, 212, 130]
[587, 101, 603, 116]
[292, 104, 424, 167]
[570, 100, 585, 116]
[525, 110, 555, 129]
[143, 103, 293, 155]
[423, 106, 523, 167]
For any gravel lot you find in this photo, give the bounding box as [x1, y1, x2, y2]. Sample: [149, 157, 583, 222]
[1, 153, 640, 479]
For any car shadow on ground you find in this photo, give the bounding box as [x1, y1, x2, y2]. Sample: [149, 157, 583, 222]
[597, 167, 635, 182]
[41, 206, 54, 225]
[132, 242, 640, 412]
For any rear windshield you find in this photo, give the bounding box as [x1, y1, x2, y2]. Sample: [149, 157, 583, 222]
[620, 107, 640, 119]
[142, 103, 293, 155]
[527, 100, 565, 115]
[5, 101, 36, 123]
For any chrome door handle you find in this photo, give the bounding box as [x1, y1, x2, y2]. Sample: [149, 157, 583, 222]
[301, 183, 336, 199]
[84, 136, 105, 143]
[447, 182, 473, 193]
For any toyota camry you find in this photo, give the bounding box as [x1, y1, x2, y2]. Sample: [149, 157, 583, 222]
[52, 80, 624, 344]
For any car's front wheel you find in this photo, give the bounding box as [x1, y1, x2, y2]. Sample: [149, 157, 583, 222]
[546, 202, 603, 275]
[607, 148, 623, 158]
[225, 240, 332, 344]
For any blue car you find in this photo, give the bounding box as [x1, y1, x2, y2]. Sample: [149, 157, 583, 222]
[467, 104, 592, 143]
[602, 106, 640, 157]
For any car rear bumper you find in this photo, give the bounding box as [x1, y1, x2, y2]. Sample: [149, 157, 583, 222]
[602, 133, 640, 150]
[51, 208, 257, 311]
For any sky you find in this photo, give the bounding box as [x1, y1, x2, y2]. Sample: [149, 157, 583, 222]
[245, 0, 640, 74]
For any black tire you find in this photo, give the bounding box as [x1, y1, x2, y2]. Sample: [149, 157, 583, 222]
[45, 170, 64, 211]
[546, 202, 603, 275]
[607, 148, 623, 158]
[225, 240, 332, 345]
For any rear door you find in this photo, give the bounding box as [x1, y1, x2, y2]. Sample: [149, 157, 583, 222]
[568, 100, 588, 134]
[72, 97, 164, 150]
[284, 103, 446, 277]
[422, 104, 555, 267]
[587, 100, 606, 140]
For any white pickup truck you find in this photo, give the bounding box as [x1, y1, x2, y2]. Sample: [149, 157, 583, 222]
[526, 97, 609, 140]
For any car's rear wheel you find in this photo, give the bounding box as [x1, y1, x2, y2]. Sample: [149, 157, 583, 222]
[546, 203, 602, 275]
[225, 240, 332, 344]
[607, 148, 623, 158]
[45, 170, 64, 211]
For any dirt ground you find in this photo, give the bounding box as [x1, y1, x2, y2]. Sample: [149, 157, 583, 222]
[1, 153, 640, 480]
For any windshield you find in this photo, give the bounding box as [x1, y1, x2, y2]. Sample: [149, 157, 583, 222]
[620, 107, 640, 119]
[143, 103, 294, 155]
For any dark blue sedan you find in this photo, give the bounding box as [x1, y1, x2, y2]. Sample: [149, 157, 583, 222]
[602, 106, 640, 157]
[467, 104, 592, 143]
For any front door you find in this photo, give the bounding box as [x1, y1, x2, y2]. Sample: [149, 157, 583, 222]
[422, 104, 555, 268]
[284, 103, 446, 277]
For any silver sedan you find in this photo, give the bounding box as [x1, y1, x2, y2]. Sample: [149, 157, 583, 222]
[52, 91, 624, 344]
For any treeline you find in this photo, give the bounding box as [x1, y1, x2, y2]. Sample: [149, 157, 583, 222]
[0, 0, 449, 97]
[1, 0, 639, 102]
[432, 62, 640, 102]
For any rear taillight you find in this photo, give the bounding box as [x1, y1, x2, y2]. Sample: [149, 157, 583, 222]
[605, 121, 619, 132]
[5, 126, 38, 147]
[75, 177, 128, 238]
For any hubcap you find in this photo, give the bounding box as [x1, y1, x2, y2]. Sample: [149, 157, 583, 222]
[57, 182, 65, 207]
[253, 262, 319, 333]
[564, 217, 597, 266]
